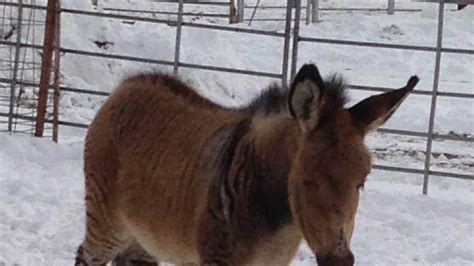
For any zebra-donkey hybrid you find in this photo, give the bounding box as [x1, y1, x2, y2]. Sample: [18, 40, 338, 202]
[75, 64, 419, 266]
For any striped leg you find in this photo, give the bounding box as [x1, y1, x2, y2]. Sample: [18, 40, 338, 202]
[112, 243, 158, 266]
[75, 172, 131, 265]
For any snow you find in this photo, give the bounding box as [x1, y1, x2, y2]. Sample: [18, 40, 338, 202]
[0, 134, 472, 265]
[0, 0, 473, 265]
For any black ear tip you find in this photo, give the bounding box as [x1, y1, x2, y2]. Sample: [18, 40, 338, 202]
[406, 75, 420, 90]
[300, 64, 319, 73]
[293, 63, 323, 85]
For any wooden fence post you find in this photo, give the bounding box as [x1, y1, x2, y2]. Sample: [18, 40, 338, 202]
[35, 0, 57, 137]
[52, 0, 61, 142]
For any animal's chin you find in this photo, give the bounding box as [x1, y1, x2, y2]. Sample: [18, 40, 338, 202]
[315, 251, 355, 266]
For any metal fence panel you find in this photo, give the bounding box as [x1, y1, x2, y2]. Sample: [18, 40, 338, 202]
[0, 0, 472, 192]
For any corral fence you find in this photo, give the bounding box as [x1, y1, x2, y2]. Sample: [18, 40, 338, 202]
[0, 0, 472, 194]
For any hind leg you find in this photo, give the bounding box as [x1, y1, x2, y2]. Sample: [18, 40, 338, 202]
[112, 243, 158, 266]
[75, 223, 132, 266]
[75, 190, 132, 265]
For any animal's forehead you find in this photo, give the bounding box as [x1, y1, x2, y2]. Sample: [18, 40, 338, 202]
[300, 132, 371, 184]
[306, 123, 362, 150]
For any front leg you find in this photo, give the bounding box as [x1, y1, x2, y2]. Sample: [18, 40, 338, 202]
[197, 215, 234, 266]
[197, 211, 256, 266]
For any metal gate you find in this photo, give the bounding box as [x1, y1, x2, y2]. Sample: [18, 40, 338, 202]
[0, 0, 472, 194]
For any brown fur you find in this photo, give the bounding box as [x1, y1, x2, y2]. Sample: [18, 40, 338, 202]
[75, 65, 418, 266]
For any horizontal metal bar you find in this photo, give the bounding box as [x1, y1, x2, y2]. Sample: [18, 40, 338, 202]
[179, 21, 286, 37]
[245, 6, 422, 12]
[135, 0, 229, 5]
[0, 113, 33, 121]
[299, 36, 474, 55]
[377, 128, 427, 138]
[57, 120, 89, 128]
[300, 36, 436, 52]
[0, 78, 111, 97]
[178, 62, 282, 78]
[179, 1, 229, 5]
[442, 47, 474, 55]
[244, 18, 315, 22]
[0, 59, 42, 65]
[372, 164, 474, 180]
[0, 17, 46, 23]
[61, 8, 177, 25]
[0, 40, 44, 50]
[0, 77, 40, 86]
[0, 67, 41, 71]
[103, 7, 228, 18]
[348, 85, 474, 99]
[60, 47, 175, 66]
[0, 2, 46, 10]
[0, 112, 89, 129]
[416, 0, 474, 4]
[377, 128, 474, 142]
[323, 8, 422, 12]
[60, 86, 110, 96]
[373, 164, 425, 175]
[429, 170, 474, 180]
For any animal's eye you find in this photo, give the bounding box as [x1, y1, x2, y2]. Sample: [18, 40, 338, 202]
[357, 183, 365, 190]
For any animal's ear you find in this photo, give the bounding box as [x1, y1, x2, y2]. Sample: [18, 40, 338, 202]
[349, 76, 419, 134]
[288, 64, 325, 131]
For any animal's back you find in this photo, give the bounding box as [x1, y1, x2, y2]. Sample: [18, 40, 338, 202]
[82, 73, 244, 263]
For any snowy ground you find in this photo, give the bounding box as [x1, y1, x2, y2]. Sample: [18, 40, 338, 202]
[0, 134, 473, 265]
[0, 0, 473, 265]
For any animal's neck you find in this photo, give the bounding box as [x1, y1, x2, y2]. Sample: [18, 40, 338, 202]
[251, 115, 298, 231]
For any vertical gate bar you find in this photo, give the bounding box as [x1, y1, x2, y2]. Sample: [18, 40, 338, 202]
[305, 0, 311, 25]
[8, 0, 23, 132]
[173, 0, 184, 75]
[311, 0, 318, 23]
[281, 0, 293, 87]
[229, 0, 237, 23]
[423, 0, 444, 195]
[247, 0, 260, 26]
[290, 0, 302, 81]
[388, 0, 395, 15]
[35, 0, 57, 137]
[52, 0, 61, 142]
[237, 0, 244, 22]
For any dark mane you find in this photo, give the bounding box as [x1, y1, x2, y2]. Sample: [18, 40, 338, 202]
[244, 74, 348, 117]
[323, 73, 349, 110]
[243, 83, 289, 116]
